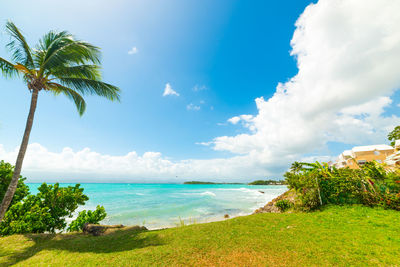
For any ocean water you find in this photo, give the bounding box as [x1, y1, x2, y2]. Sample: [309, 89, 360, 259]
[27, 183, 287, 229]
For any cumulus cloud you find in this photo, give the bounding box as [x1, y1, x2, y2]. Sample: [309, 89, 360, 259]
[0, 143, 278, 182]
[211, 0, 400, 162]
[162, 83, 179, 97]
[128, 46, 138, 55]
[186, 103, 201, 111]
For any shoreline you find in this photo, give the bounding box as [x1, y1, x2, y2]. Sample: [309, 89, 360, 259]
[27, 183, 288, 231]
[113, 186, 289, 230]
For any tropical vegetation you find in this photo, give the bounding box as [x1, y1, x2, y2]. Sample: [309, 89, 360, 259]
[275, 199, 293, 212]
[0, 161, 106, 236]
[388, 125, 400, 146]
[0, 21, 120, 221]
[67, 206, 107, 232]
[284, 161, 400, 211]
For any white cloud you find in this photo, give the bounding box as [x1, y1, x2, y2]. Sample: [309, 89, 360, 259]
[212, 0, 400, 161]
[163, 83, 179, 97]
[0, 143, 278, 182]
[228, 116, 240, 125]
[128, 46, 138, 55]
[193, 85, 207, 92]
[195, 141, 212, 146]
[186, 103, 200, 111]
[227, 115, 254, 129]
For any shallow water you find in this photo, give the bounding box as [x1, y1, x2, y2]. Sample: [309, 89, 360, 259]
[27, 183, 287, 229]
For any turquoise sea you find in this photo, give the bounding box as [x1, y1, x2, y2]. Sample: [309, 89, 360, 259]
[28, 183, 287, 229]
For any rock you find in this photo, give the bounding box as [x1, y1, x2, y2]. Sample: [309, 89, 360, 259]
[83, 223, 125, 236]
[259, 191, 265, 194]
[224, 214, 230, 218]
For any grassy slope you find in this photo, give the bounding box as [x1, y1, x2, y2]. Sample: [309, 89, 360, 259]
[0, 205, 399, 266]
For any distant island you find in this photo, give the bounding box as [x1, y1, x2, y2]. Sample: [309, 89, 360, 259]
[248, 180, 286, 185]
[184, 181, 244, 185]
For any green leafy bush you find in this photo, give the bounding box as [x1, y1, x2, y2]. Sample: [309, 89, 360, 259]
[68, 206, 107, 232]
[0, 160, 30, 209]
[388, 126, 400, 146]
[0, 183, 89, 235]
[275, 199, 293, 212]
[285, 161, 400, 211]
[0, 161, 107, 236]
[380, 193, 400, 211]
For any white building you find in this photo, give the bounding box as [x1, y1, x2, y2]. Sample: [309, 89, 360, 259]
[384, 140, 400, 167]
[335, 144, 394, 169]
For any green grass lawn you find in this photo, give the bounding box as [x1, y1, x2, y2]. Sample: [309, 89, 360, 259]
[0, 205, 399, 266]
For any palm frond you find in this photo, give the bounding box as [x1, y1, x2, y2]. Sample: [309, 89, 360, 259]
[37, 32, 101, 76]
[47, 83, 86, 115]
[5, 21, 34, 67]
[51, 65, 101, 80]
[34, 31, 71, 68]
[58, 78, 120, 101]
[14, 64, 32, 75]
[0, 57, 18, 77]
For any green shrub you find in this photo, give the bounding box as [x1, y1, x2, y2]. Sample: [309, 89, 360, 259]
[0, 182, 89, 235]
[275, 199, 293, 212]
[68, 206, 107, 232]
[0, 160, 30, 209]
[0, 161, 107, 236]
[285, 161, 400, 211]
[380, 193, 400, 211]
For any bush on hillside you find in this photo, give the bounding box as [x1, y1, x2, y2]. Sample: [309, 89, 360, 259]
[285, 161, 400, 211]
[275, 199, 293, 212]
[68, 205, 107, 232]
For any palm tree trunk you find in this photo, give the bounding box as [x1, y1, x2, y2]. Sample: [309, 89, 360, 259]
[0, 88, 39, 222]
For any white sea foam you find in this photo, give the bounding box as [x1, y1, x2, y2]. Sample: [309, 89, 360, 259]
[199, 191, 216, 197]
[180, 191, 216, 197]
[217, 187, 261, 194]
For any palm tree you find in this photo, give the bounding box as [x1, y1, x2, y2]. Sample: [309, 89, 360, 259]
[0, 21, 120, 221]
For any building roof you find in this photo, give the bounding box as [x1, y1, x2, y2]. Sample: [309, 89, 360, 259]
[352, 144, 394, 152]
[342, 150, 352, 156]
[395, 140, 400, 148]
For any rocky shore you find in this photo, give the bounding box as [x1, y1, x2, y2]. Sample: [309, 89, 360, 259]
[253, 190, 297, 214]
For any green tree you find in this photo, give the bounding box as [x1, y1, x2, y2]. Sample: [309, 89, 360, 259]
[0, 183, 90, 235]
[388, 126, 400, 146]
[0, 21, 120, 221]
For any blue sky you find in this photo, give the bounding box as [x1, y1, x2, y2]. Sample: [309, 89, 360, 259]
[0, 0, 312, 156]
[0, 0, 399, 182]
